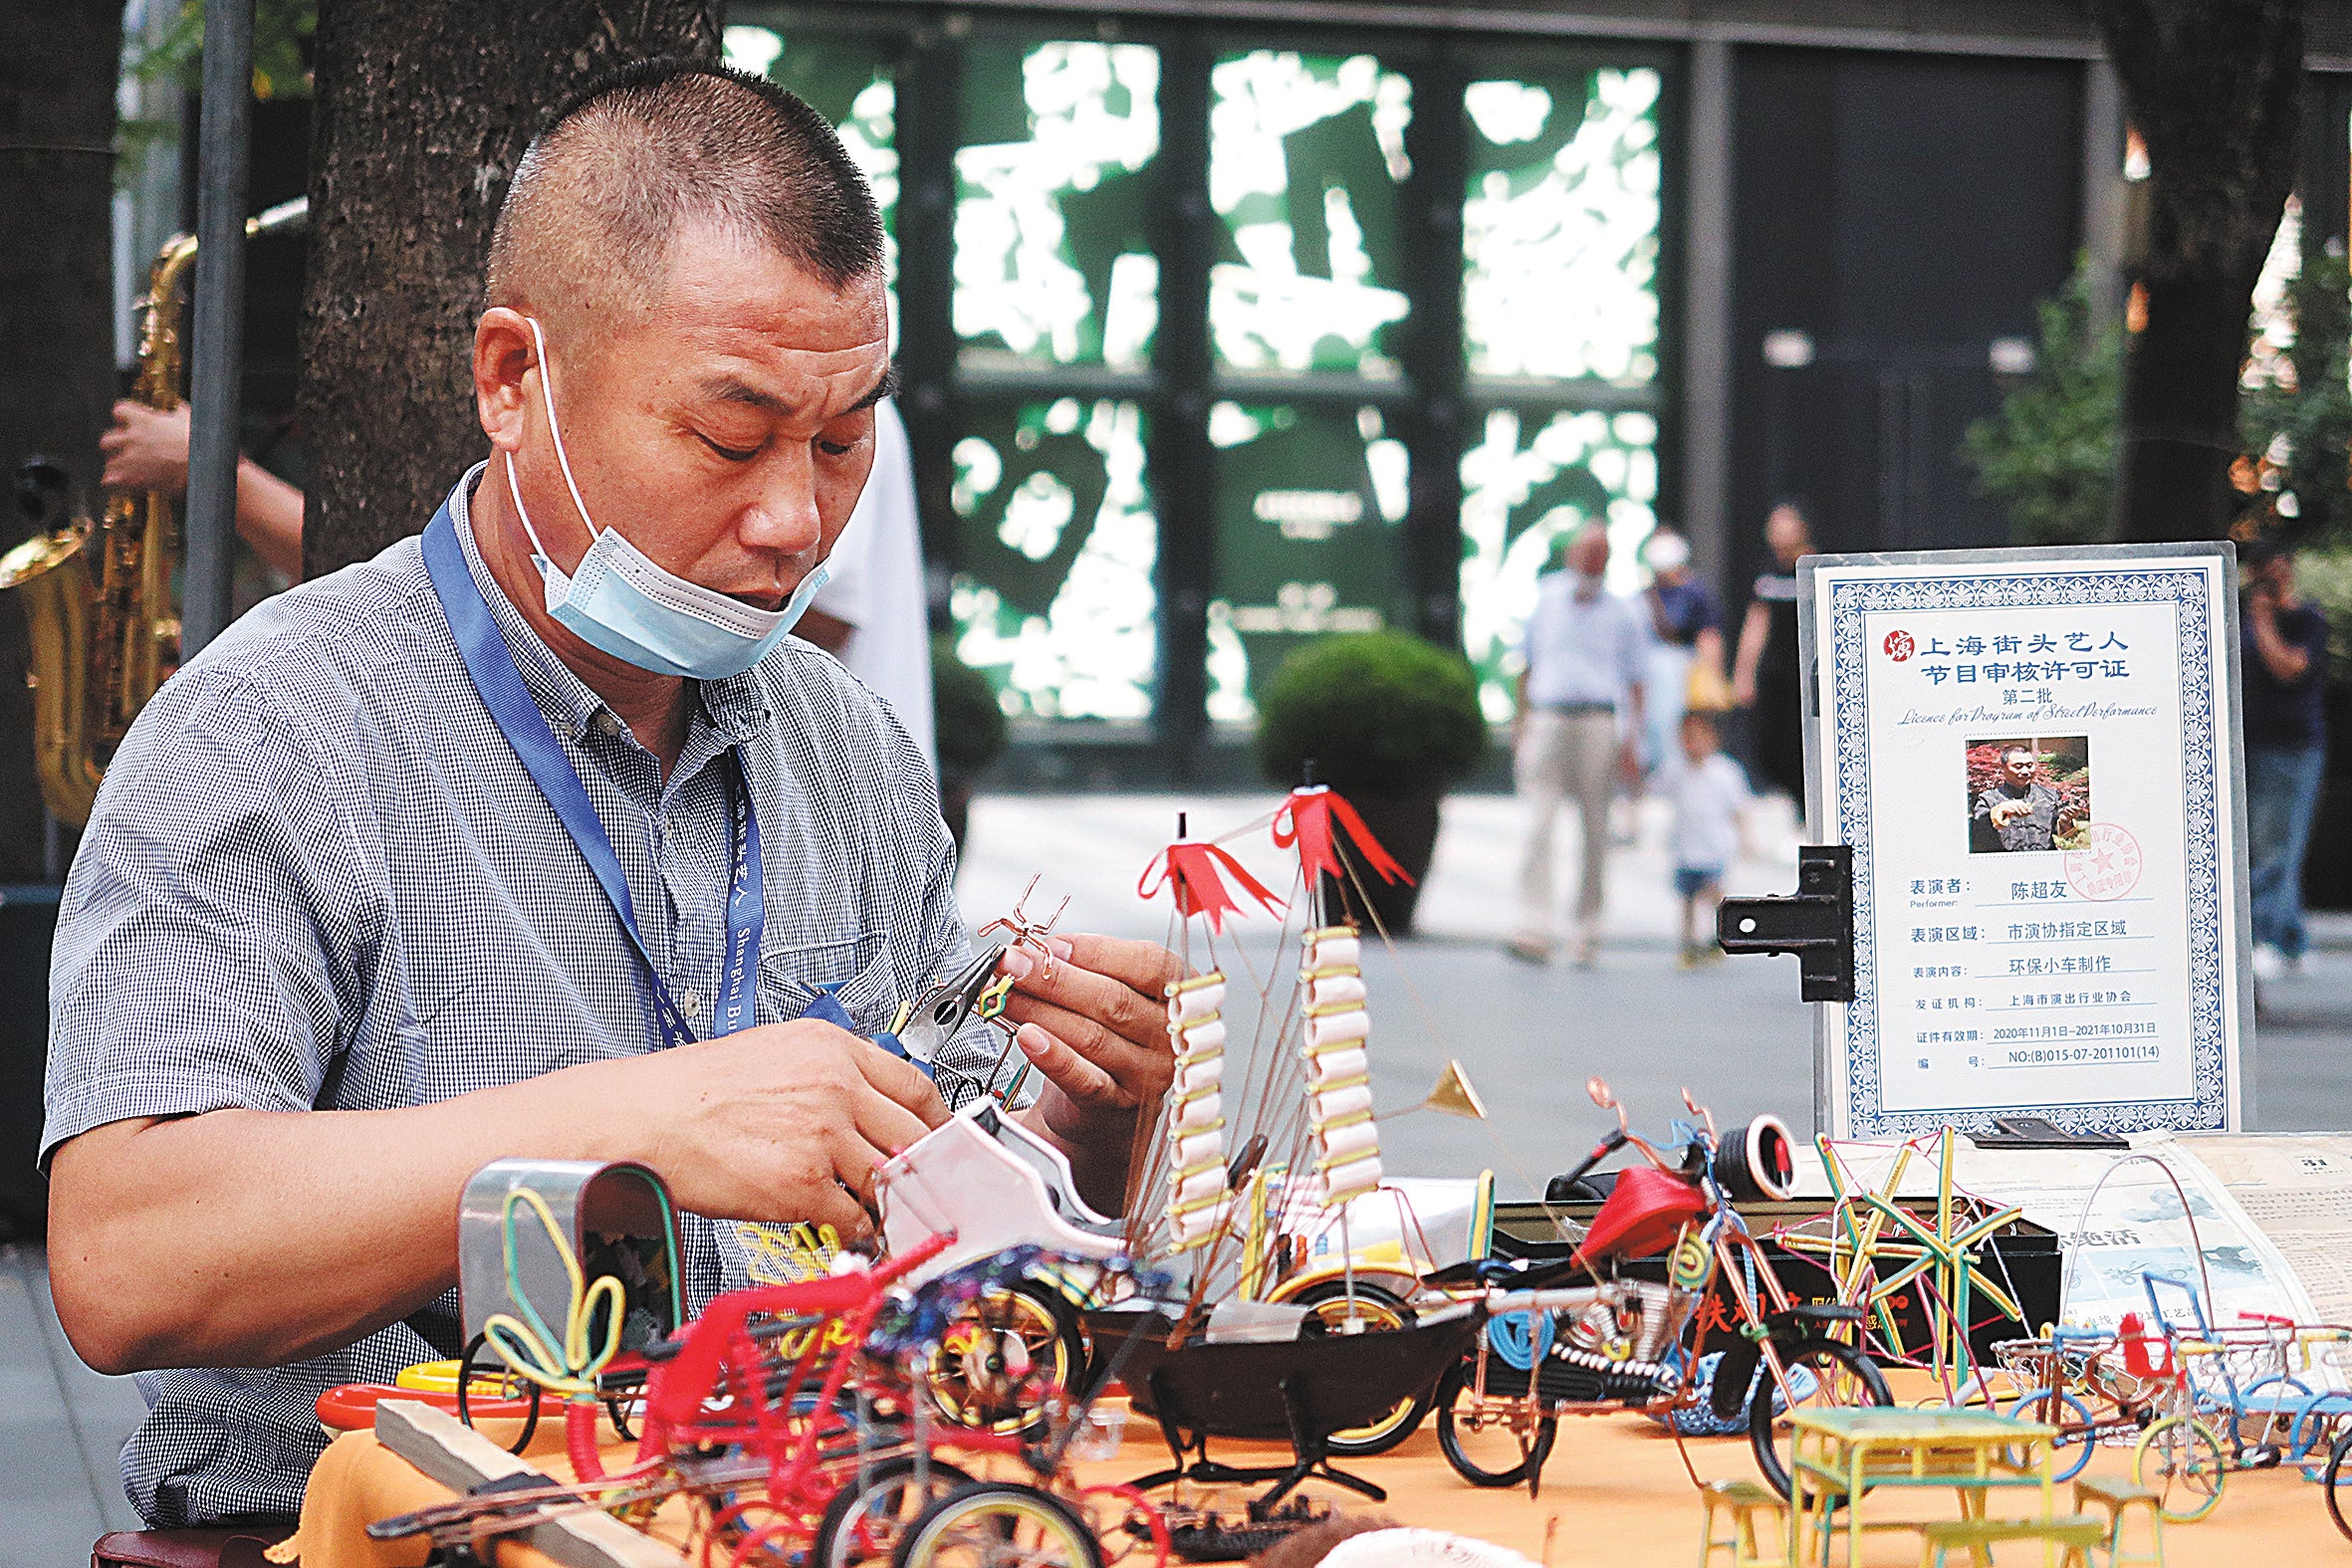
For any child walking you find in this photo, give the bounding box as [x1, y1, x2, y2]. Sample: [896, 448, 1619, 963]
[1661, 710, 1752, 967]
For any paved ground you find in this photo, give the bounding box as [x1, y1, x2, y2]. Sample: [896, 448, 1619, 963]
[15, 786, 2352, 1555]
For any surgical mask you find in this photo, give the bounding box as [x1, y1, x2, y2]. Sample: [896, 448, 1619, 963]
[502, 316, 829, 680]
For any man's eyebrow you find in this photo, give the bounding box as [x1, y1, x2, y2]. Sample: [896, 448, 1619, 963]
[695, 363, 899, 418]
[846, 363, 901, 414]
[701, 377, 789, 413]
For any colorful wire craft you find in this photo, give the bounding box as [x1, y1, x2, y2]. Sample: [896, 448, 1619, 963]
[1785, 1130, 2025, 1391]
[479, 1187, 627, 1400]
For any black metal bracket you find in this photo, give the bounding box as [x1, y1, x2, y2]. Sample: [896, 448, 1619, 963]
[1968, 1116, 2128, 1151]
[1717, 845, 1856, 1003]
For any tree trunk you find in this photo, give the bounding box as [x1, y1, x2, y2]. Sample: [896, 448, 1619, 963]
[2116, 268, 2268, 541]
[0, 0, 122, 879]
[299, 0, 721, 575]
[2094, 0, 2303, 542]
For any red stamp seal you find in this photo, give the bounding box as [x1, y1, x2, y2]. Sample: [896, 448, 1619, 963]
[1883, 629, 1914, 661]
[2066, 823, 2142, 902]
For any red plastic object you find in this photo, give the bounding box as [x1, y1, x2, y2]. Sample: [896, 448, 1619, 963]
[1572, 1167, 1709, 1266]
[2118, 1311, 2178, 1378]
[315, 1382, 537, 1433]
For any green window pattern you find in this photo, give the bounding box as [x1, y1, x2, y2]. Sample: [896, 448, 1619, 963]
[1460, 407, 1659, 721]
[1209, 51, 1413, 378]
[956, 42, 1162, 371]
[1206, 402, 1410, 721]
[948, 399, 1158, 722]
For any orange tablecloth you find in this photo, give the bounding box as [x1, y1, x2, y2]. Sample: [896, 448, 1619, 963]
[281, 1406, 2349, 1568]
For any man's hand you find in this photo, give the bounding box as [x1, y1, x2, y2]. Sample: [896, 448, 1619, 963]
[622, 1018, 947, 1238]
[997, 934, 1182, 1208]
[100, 401, 191, 496]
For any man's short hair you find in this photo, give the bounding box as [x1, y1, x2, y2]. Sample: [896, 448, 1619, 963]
[486, 58, 883, 332]
[2002, 746, 2035, 763]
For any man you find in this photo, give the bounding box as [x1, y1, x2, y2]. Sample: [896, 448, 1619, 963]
[43, 62, 1175, 1529]
[799, 397, 935, 766]
[1972, 745, 2067, 852]
[2240, 535, 2330, 979]
[1509, 523, 1646, 966]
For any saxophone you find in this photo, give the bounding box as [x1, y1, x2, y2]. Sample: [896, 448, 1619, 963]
[0, 199, 306, 826]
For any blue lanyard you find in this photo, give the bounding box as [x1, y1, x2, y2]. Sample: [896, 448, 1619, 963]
[422, 507, 764, 1048]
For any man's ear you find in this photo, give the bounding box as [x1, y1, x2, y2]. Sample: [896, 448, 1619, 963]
[475, 308, 538, 452]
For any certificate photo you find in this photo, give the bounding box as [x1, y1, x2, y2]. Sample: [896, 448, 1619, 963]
[1967, 736, 2090, 854]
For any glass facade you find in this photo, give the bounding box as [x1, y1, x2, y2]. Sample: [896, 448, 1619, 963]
[1460, 407, 1659, 721]
[1458, 62, 1665, 716]
[729, 14, 1670, 746]
[956, 42, 1162, 372]
[1209, 51, 1413, 378]
[947, 399, 1158, 721]
[1206, 403, 1409, 720]
[1462, 67, 1661, 386]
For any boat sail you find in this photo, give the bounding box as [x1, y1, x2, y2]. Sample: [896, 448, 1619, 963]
[1300, 926, 1380, 1211]
[1163, 972, 1232, 1251]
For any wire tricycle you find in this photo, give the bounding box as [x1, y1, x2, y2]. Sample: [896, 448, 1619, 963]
[1423, 1079, 1891, 1497]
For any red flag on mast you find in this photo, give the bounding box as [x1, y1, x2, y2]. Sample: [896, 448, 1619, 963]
[1273, 784, 1414, 887]
[1138, 838, 1286, 933]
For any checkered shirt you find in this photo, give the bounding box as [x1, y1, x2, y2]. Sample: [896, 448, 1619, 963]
[43, 467, 1004, 1526]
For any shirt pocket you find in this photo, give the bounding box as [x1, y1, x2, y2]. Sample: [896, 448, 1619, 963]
[758, 929, 892, 1028]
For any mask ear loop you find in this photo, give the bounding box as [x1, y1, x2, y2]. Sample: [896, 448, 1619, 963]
[503, 452, 554, 562]
[507, 316, 601, 563]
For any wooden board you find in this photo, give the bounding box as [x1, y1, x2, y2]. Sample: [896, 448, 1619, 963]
[371, 1399, 687, 1568]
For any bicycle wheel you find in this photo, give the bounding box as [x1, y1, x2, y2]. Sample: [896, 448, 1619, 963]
[2325, 1427, 2352, 1542]
[1292, 1281, 1431, 1456]
[2293, 1392, 2352, 1464]
[926, 1283, 1083, 1439]
[1434, 1361, 1556, 1489]
[1750, 1337, 1893, 1500]
[2006, 1388, 2097, 1482]
[891, 1481, 1103, 1568]
[816, 1457, 974, 1568]
[2133, 1415, 2227, 1523]
[2236, 1376, 2312, 1454]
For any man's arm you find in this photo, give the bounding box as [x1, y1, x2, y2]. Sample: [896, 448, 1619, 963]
[49, 1025, 943, 1374]
[100, 400, 304, 580]
[1617, 602, 1646, 781]
[45, 675, 944, 1376]
[1732, 598, 1769, 707]
[2248, 590, 2315, 684]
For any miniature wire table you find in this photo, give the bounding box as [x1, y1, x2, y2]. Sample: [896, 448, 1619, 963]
[1789, 1407, 2059, 1566]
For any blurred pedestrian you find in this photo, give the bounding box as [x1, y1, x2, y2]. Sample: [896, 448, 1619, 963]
[2241, 535, 2330, 979]
[795, 398, 936, 770]
[1732, 500, 1813, 806]
[1639, 526, 1727, 777]
[1660, 710, 1751, 967]
[1509, 523, 1646, 967]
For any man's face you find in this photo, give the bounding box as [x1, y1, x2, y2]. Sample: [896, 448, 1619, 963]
[2002, 751, 2035, 788]
[1765, 508, 1808, 567]
[1570, 530, 1610, 579]
[498, 220, 892, 610]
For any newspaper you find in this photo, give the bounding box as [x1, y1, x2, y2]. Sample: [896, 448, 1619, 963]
[2174, 1133, 2352, 1326]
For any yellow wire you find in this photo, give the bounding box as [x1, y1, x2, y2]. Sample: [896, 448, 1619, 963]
[479, 1187, 626, 1398]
